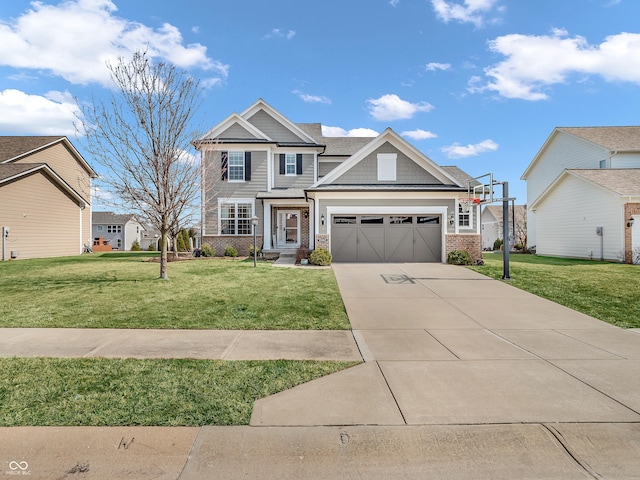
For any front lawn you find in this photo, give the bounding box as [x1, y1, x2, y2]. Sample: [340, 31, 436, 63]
[0, 253, 349, 330]
[0, 357, 357, 426]
[469, 254, 640, 328]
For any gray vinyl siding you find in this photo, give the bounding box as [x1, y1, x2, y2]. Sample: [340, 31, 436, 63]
[319, 161, 343, 177]
[219, 123, 259, 140]
[274, 154, 314, 188]
[246, 110, 306, 143]
[203, 150, 268, 235]
[333, 142, 442, 185]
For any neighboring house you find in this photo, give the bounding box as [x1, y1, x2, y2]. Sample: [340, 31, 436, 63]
[0, 136, 96, 260]
[481, 205, 527, 250]
[522, 127, 640, 263]
[195, 99, 482, 263]
[92, 212, 145, 251]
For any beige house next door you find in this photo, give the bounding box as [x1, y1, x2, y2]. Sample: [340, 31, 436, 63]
[276, 210, 300, 248]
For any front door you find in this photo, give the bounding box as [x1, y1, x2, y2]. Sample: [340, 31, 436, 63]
[277, 210, 300, 248]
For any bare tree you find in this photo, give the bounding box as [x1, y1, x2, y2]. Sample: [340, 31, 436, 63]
[514, 204, 527, 248]
[78, 51, 203, 279]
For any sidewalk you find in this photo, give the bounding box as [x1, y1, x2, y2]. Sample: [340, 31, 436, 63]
[1, 263, 639, 479]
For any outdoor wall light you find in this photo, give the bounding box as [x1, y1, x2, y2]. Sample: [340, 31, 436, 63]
[303, 210, 309, 219]
[627, 217, 635, 228]
[321, 214, 325, 225]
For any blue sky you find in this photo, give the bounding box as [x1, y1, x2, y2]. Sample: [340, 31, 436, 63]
[1, 0, 639, 206]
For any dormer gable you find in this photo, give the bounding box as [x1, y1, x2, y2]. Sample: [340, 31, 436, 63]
[241, 99, 320, 145]
[197, 113, 272, 144]
[313, 128, 462, 187]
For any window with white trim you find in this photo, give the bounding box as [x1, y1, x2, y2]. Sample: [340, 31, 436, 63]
[285, 153, 296, 175]
[377, 153, 397, 181]
[458, 204, 472, 228]
[220, 201, 253, 235]
[228, 151, 245, 181]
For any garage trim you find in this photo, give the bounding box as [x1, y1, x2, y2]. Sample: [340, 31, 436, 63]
[326, 206, 448, 262]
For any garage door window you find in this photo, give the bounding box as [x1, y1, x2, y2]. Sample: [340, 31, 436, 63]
[334, 216, 357, 224]
[390, 216, 413, 224]
[417, 215, 440, 224]
[361, 216, 384, 224]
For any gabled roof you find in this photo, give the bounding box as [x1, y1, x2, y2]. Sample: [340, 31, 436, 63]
[558, 127, 640, 151]
[0, 136, 97, 178]
[482, 205, 526, 222]
[312, 128, 462, 188]
[530, 168, 640, 209]
[93, 211, 143, 225]
[568, 169, 640, 196]
[0, 163, 87, 206]
[522, 126, 640, 180]
[241, 99, 320, 145]
[196, 113, 273, 143]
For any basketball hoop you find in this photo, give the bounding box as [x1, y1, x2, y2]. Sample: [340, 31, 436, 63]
[458, 198, 481, 213]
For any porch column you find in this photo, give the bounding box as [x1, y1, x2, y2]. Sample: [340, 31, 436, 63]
[263, 201, 272, 250]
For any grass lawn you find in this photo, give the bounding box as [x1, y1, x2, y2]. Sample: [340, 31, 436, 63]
[469, 254, 640, 329]
[0, 357, 358, 426]
[0, 252, 350, 330]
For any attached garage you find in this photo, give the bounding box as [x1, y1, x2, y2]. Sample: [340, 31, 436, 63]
[331, 214, 442, 262]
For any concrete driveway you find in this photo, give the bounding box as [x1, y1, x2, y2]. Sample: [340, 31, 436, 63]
[244, 263, 640, 479]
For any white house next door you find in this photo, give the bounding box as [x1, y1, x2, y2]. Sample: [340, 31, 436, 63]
[276, 210, 300, 248]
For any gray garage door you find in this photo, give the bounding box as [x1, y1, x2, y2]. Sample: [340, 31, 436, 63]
[331, 215, 442, 263]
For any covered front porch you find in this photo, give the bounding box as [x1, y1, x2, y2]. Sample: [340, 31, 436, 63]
[258, 190, 313, 252]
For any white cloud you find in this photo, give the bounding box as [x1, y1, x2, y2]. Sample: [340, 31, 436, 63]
[322, 126, 379, 137]
[479, 30, 640, 101]
[264, 28, 296, 40]
[0, 89, 79, 135]
[367, 94, 434, 121]
[441, 139, 498, 158]
[426, 62, 452, 71]
[0, 0, 227, 87]
[431, 0, 504, 27]
[390, 0, 400, 6]
[292, 90, 331, 104]
[401, 129, 438, 140]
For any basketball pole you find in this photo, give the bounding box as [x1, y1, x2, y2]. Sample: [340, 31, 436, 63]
[501, 181, 511, 280]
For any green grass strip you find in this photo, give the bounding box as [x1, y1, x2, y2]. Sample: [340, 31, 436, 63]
[0, 358, 358, 426]
[469, 254, 640, 328]
[0, 253, 349, 330]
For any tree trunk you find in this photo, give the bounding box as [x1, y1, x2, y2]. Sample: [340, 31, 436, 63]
[160, 230, 169, 279]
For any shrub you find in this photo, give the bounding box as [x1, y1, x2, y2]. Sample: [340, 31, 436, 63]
[147, 243, 156, 252]
[493, 238, 503, 250]
[130, 240, 141, 251]
[447, 250, 472, 265]
[309, 248, 332, 266]
[201, 244, 215, 257]
[224, 245, 238, 257]
[249, 244, 261, 257]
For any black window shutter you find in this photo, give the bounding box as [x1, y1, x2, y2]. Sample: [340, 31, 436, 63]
[296, 154, 303, 175]
[244, 152, 251, 181]
[221, 151, 228, 181]
[279, 154, 285, 175]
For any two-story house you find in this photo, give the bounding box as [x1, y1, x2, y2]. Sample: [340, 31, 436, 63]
[92, 212, 145, 251]
[522, 127, 640, 263]
[0, 136, 96, 259]
[195, 99, 482, 263]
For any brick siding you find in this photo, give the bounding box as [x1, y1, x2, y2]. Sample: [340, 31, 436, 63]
[445, 233, 482, 263]
[203, 235, 263, 256]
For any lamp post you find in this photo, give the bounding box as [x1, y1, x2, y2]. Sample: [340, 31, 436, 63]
[251, 216, 259, 268]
